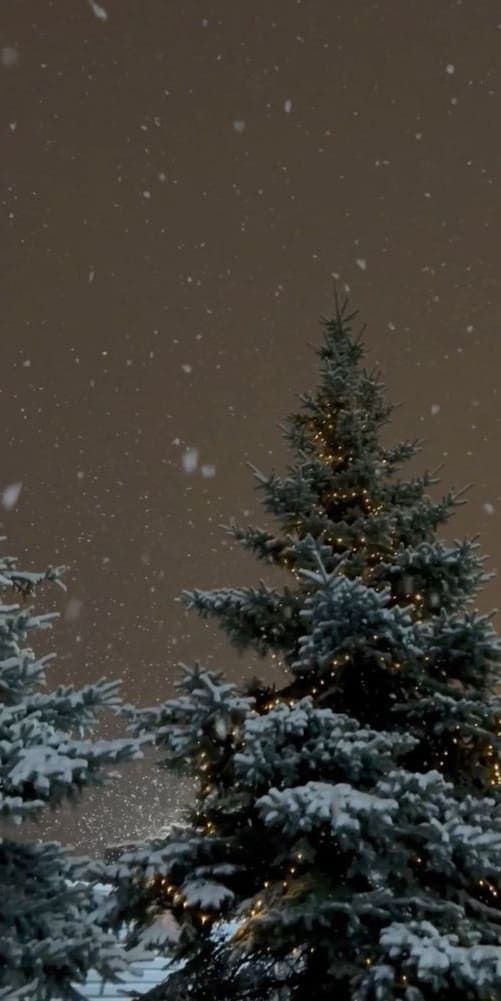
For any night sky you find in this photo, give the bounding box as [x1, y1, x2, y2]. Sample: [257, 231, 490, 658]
[4, 0, 501, 852]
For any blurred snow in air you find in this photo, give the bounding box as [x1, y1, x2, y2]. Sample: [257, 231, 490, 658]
[182, 448, 199, 474]
[201, 464, 216, 479]
[65, 598, 83, 623]
[88, 1, 108, 21]
[2, 483, 22, 511]
[1, 47, 19, 68]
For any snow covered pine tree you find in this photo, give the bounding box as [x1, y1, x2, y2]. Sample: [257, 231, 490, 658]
[110, 300, 501, 1000]
[0, 554, 141, 1000]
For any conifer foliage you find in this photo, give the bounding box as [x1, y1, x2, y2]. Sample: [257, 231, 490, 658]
[112, 302, 501, 1000]
[0, 553, 141, 1001]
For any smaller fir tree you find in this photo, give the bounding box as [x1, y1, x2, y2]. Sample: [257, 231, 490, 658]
[0, 550, 142, 1001]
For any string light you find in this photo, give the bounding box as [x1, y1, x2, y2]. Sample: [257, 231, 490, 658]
[479, 878, 499, 898]
[188, 389, 501, 961]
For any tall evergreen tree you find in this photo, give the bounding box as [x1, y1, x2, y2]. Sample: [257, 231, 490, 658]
[109, 301, 501, 1000]
[0, 552, 141, 1001]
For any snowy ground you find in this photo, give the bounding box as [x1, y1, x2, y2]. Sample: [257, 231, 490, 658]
[78, 885, 174, 1000]
[81, 955, 169, 1001]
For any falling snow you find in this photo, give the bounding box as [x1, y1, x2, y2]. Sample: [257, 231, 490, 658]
[2, 483, 23, 511]
[3, 0, 501, 865]
[65, 598, 83, 622]
[182, 448, 199, 474]
[1, 46, 18, 67]
[201, 464, 216, 478]
[88, 0, 109, 21]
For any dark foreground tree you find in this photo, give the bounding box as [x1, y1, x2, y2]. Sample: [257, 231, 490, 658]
[109, 301, 501, 1000]
[0, 553, 141, 1001]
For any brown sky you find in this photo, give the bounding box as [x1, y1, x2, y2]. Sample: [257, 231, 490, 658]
[3, 0, 501, 851]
